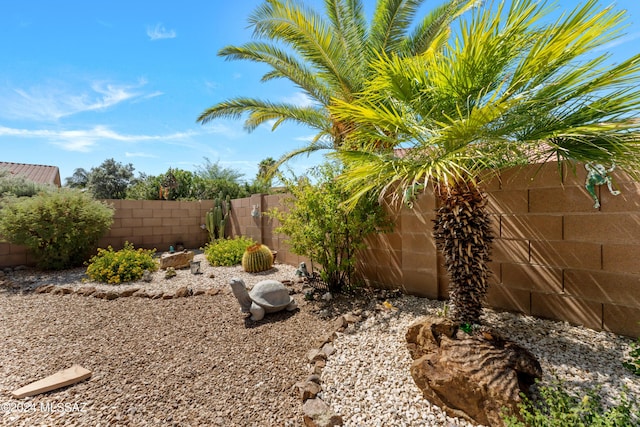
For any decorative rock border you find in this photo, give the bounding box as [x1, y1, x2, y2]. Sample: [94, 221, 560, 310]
[32, 284, 222, 300]
[296, 311, 363, 427]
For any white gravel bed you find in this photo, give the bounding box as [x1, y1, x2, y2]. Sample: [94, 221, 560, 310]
[321, 296, 640, 427]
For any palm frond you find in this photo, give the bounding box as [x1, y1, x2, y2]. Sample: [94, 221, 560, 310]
[197, 98, 330, 133]
[219, 43, 332, 104]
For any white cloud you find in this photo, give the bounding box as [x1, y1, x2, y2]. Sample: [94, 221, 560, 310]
[282, 92, 314, 108]
[596, 31, 640, 52]
[0, 79, 152, 122]
[0, 125, 193, 152]
[147, 23, 176, 41]
[201, 123, 245, 139]
[125, 152, 157, 158]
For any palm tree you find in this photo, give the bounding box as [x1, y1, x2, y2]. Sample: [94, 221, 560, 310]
[197, 0, 479, 167]
[329, 0, 640, 325]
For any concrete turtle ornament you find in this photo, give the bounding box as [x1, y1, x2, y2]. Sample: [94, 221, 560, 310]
[229, 278, 297, 321]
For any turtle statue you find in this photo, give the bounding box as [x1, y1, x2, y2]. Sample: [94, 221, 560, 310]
[229, 278, 298, 321]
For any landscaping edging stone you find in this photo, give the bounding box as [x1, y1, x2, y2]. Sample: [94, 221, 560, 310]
[31, 283, 221, 300]
[298, 311, 364, 427]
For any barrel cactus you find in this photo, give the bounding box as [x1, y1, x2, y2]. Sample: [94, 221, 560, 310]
[242, 244, 274, 273]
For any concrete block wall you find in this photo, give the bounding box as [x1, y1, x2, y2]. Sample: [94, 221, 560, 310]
[485, 162, 640, 337]
[228, 194, 311, 268]
[0, 199, 214, 268]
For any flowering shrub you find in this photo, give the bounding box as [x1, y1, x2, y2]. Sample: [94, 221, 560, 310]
[86, 242, 158, 284]
[204, 236, 255, 266]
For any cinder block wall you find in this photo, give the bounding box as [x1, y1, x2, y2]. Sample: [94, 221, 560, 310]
[485, 162, 640, 337]
[96, 199, 214, 251]
[228, 194, 311, 268]
[0, 199, 214, 267]
[342, 161, 640, 337]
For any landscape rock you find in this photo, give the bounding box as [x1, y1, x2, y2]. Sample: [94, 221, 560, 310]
[306, 349, 327, 364]
[105, 291, 120, 301]
[295, 380, 322, 401]
[406, 316, 542, 427]
[162, 293, 174, 300]
[302, 398, 343, 427]
[132, 290, 149, 298]
[193, 289, 205, 296]
[119, 288, 140, 298]
[159, 251, 194, 270]
[206, 288, 220, 296]
[76, 286, 97, 297]
[34, 284, 55, 294]
[51, 287, 74, 295]
[174, 286, 191, 298]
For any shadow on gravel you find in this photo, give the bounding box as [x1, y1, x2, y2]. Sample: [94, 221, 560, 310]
[243, 308, 300, 328]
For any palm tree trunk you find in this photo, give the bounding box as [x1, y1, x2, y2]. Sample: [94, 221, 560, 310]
[433, 181, 493, 325]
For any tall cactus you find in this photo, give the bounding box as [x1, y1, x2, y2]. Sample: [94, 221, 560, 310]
[205, 193, 231, 242]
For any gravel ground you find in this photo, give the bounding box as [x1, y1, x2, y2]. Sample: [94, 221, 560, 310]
[1, 254, 639, 426]
[0, 256, 336, 427]
[321, 297, 640, 426]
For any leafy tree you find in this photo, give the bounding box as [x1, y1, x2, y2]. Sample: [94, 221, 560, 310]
[197, 0, 479, 171]
[64, 168, 89, 189]
[330, 0, 640, 324]
[195, 157, 244, 182]
[268, 162, 391, 293]
[87, 158, 135, 199]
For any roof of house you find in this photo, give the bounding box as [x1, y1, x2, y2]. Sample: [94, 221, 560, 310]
[0, 162, 62, 187]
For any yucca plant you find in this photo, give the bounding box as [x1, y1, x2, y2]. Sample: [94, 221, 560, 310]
[330, 0, 640, 325]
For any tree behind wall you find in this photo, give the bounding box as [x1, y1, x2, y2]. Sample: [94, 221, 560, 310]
[87, 158, 135, 199]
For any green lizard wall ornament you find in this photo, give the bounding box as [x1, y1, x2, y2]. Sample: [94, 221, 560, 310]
[585, 163, 621, 209]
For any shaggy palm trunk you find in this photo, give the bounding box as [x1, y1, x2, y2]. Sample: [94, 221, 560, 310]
[433, 181, 493, 325]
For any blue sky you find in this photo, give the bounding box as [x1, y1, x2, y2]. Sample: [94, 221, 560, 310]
[1, 0, 639, 184]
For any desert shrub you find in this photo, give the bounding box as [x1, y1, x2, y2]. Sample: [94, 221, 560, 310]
[204, 236, 255, 266]
[86, 242, 158, 284]
[502, 379, 639, 427]
[267, 162, 391, 293]
[0, 171, 49, 197]
[624, 336, 640, 376]
[0, 189, 114, 270]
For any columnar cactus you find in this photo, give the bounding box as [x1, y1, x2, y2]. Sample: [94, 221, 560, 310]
[205, 193, 231, 242]
[242, 243, 274, 273]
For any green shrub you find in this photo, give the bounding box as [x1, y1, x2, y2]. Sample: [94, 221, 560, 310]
[0, 171, 50, 197]
[503, 379, 639, 427]
[267, 162, 391, 293]
[86, 242, 158, 284]
[0, 189, 114, 270]
[204, 236, 255, 266]
[624, 337, 640, 376]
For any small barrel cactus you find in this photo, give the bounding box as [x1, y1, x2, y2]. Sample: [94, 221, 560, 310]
[242, 243, 274, 273]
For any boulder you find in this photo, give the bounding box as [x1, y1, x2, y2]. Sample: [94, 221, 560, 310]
[160, 250, 194, 270]
[406, 317, 542, 427]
